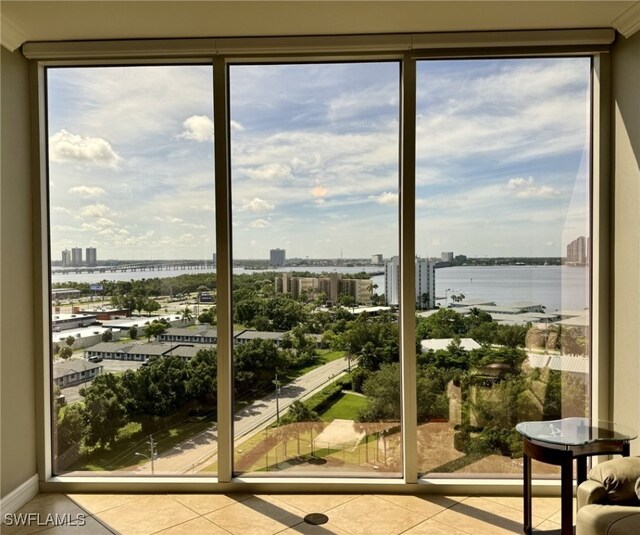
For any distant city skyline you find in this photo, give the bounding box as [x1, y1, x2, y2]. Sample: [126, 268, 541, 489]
[48, 59, 590, 260]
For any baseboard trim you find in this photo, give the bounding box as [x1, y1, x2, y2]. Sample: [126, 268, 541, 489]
[0, 475, 39, 515]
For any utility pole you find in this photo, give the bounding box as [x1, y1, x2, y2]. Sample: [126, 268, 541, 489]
[135, 434, 157, 474]
[148, 434, 157, 474]
[274, 374, 281, 424]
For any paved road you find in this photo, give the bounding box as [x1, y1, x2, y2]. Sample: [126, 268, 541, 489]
[136, 356, 349, 474]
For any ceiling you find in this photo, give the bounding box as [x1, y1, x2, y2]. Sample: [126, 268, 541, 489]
[2, 1, 639, 52]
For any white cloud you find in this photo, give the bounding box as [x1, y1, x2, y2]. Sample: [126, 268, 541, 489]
[242, 163, 294, 181]
[68, 185, 106, 198]
[507, 177, 559, 199]
[248, 218, 270, 228]
[189, 203, 214, 212]
[369, 192, 398, 205]
[79, 203, 112, 218]
[230, 120, 245, 132]
[49, 130, 120, 167]
[240, 197, 275, 213]
[52, 206, 71, 214]
[178, 115, 214, 142]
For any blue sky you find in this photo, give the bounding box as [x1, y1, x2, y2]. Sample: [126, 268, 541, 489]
[47, 58, 590, 261]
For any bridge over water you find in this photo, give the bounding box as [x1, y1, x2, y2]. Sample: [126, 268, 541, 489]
[53, 261, 213, 275]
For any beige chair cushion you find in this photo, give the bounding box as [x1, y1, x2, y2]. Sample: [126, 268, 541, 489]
[588, 457, 640, 504]
[577, 504, 640, 535]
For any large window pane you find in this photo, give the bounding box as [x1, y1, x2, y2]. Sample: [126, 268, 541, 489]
[229, 62, 401, 477]
[48, 65, 217, 476]
[415, 58, 591, 477]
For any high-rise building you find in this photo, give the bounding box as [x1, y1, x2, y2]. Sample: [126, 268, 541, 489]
[71, 247, 83, 266]
[61, 249, 71, 267]
[371, 254, 383, 265]
[566, 236, 588, 265]
[384, 256, 436, 308]
[85, 247, 97, 266]
[270, 248, 286, 266]
[441, 251, 454, 263]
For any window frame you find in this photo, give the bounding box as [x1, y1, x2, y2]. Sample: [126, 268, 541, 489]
[29, 31, 612, 495]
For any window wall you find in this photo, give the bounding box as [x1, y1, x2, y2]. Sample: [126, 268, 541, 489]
[42, 49, 594, 484]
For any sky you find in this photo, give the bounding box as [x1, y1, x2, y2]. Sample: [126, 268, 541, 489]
[47, 58, 590, 261]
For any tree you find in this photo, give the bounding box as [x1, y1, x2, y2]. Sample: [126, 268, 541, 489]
[186, 349, 217, 407]
[180, 306, 193, 323]
[101, 330, 113, 342]
[266, 296, 308, 331]
[495, 324, 529, 348]
[143, 320, 167, 341]
[81, 373, 127, 449]
[333, 317, 399, 371]
[65, 335, 75, 347]
[358, 363, 401, 421]
[129, 326, 138, 339]
[143, 298, 161, 316]
[59, 346, 73, 360]
[416, 308, 466, 340]
[234, 296, 265, 326]
[281, 400, 319, 424]
[418, 292, 430, 310]
[57, 403, 87, 452]
[234, 339, 284, 395]
[338, 294, 356, 309]
[198, 307, 216, 325]
[125, 356, 188, 416]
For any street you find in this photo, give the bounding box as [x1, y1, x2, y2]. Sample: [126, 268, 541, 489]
[135, 356, 349, 474]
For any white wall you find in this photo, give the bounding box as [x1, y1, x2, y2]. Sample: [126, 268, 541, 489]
[611, 31, 640, 453]
[1, 46, 37, 498]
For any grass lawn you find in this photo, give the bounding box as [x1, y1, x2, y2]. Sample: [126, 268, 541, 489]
[68, 411, 215, 471]
[319, 392, 368, 422]
[291, 349, 346, 377]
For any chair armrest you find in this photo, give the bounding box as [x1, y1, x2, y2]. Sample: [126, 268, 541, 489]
[577, 479, 608, 510]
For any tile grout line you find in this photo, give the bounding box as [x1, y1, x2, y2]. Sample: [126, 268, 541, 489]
[147, 510, 233, 535]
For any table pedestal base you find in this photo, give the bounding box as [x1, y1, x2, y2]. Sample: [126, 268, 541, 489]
[522, 438, 629, 535]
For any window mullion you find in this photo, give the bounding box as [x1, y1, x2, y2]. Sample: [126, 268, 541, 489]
[400, 54, 417, 484]
[214, 57, 233, 483]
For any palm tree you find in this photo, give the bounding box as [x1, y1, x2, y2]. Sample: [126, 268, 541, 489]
[181, 306, 193, 323]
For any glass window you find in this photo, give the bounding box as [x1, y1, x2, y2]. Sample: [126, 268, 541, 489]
[414, 58, 591, 477]
[47, 65, 217, 476]
[229, 62, 401, 476]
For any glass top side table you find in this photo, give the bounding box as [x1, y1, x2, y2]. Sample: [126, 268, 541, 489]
[516, 417, 637, 448]
[516, 417, 637, 535]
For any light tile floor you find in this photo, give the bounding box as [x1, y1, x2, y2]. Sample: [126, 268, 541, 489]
[1, 493, 573, 534]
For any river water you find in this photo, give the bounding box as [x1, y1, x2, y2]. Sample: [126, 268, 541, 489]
[52, 264, 588, 313]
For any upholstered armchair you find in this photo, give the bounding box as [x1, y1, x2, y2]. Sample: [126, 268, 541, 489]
[576, 457, 640, 535]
